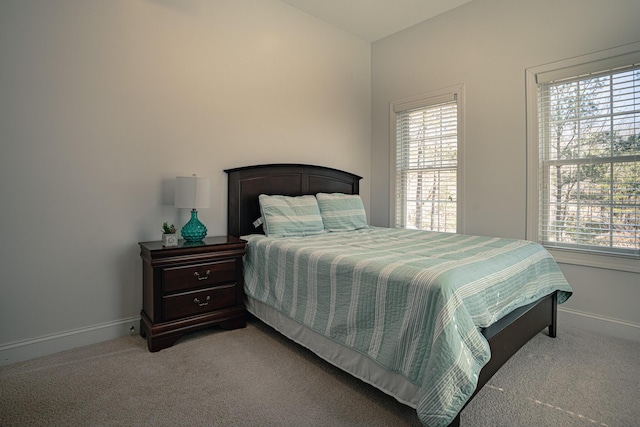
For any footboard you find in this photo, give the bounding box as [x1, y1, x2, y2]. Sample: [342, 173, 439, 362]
[447, 291, 558, 427]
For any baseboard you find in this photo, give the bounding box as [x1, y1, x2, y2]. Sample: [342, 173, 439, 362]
[2, 309, 637, 367]
[558, 307, 640, 342]
[0, 316, 140, 367]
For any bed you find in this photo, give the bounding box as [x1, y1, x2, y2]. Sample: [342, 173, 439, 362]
[225, 163, 572, 427]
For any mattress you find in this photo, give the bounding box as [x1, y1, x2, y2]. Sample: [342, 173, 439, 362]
[242, 227, 572, 426]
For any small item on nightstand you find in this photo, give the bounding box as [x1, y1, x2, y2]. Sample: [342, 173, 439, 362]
[162, 222, 178, 247]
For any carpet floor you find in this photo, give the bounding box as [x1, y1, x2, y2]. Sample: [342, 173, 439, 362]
[1, 318, 638, 426]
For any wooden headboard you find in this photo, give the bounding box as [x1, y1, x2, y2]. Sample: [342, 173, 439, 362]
[225, 164, 362, 237]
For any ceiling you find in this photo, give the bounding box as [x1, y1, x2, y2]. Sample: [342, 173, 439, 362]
[280, 0, 473, 42]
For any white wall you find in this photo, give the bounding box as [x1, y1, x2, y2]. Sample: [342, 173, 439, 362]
[0, 0, 371, 364]
[371, 0, 640, 341]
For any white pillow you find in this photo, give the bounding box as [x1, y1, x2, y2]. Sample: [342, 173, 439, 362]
[316, 193, 368, 232]
[258, 194, 325, 237]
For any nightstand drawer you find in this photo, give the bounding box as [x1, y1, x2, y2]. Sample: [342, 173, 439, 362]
[162, 284, 237, 321]
[162, 259, 238, 293]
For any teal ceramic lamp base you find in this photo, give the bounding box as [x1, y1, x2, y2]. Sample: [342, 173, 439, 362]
[181, 209, 207, 242]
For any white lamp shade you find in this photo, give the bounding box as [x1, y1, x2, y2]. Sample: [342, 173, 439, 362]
[175, 175, 211, 209]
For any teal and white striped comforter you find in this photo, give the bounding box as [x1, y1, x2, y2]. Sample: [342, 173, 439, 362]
[243, 227, 572, 426]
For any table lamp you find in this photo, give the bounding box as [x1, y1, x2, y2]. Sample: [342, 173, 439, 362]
[175, 174, 211, 242]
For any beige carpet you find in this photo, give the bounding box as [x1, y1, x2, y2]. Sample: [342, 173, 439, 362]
[1, 318, 639, 426]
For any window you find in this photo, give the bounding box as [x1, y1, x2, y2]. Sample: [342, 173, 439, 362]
[527, 43, 640, 271]
[391, 85, 464, 232]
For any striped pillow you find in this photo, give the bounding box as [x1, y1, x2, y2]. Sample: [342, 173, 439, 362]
[316, 193, 368, 232]
[258, 194, 325, 237]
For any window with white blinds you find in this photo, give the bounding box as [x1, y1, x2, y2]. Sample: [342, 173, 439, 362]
[527, 44, 640, 268]
[392, 88, 462, 232]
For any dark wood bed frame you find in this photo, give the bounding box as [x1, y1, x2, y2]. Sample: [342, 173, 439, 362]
[225, 163, 558, 427]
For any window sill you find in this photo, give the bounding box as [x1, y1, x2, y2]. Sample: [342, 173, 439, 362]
[547, 248, 640, 273]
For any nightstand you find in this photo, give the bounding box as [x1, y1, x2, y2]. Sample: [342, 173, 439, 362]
[138, 236, 246, 352]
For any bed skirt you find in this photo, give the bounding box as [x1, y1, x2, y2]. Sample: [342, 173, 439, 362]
[246, 296, 420, 408]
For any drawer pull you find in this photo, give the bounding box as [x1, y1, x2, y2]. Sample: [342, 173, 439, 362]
[194, 296, 211, 306]
[193, 270, 211, 281]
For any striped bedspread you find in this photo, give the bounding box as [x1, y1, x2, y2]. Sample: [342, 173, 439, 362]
[242, 227, 572, 426]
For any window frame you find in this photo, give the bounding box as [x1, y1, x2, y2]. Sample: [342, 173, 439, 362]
[526, 42, 640, 273]
[390, 84, 465, 233]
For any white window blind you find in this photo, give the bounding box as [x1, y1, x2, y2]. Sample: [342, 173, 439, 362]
[394, 95, 459, 232]
[537, 63, 640, 258]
